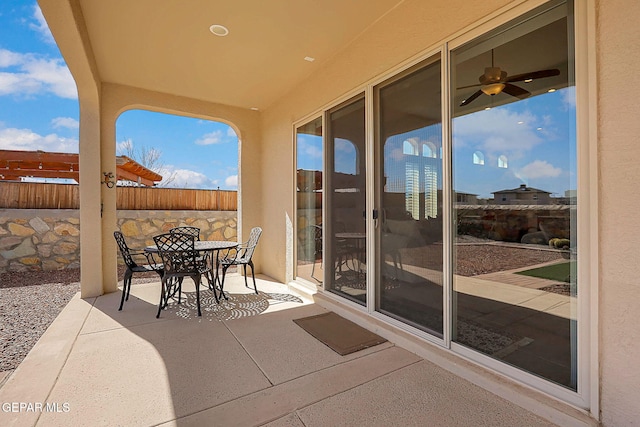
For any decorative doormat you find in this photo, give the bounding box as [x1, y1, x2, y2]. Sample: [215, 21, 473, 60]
[293, 311, 387, 355]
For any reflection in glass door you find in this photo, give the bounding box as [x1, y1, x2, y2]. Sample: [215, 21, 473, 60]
[327, 96, 367, 305]
[296, 117, 323, 284]
[451, 1, 578, 390]
[375, 58, 444, 336]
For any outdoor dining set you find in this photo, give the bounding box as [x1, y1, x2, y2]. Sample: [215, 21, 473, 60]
[114, 226, 262, 318]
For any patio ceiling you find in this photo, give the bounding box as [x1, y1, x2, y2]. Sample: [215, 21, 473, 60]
[44, 0, 404, 111]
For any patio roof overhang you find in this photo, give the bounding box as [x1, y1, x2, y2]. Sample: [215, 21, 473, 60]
[39, 0, 405, 111]
[0, 150, 162, 186]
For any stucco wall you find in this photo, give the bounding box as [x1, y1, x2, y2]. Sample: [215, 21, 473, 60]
[0, 210, 237, 274]
[597, 0, 640, 425]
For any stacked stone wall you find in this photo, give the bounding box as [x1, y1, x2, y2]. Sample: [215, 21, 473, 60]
[0, 209, 237, 273]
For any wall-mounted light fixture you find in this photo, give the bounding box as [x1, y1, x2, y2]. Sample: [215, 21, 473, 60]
[102, 172, 115, 188]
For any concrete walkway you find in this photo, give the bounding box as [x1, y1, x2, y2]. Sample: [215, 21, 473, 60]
[0, 275, 567, 426]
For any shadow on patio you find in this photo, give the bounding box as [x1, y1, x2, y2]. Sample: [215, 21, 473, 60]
[0, 275, 559, 426]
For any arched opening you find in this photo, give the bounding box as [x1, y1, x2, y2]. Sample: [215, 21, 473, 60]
[113, 109, 240, 277]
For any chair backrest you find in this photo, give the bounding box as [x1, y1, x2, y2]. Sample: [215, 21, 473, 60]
[239, 226, 262, 262]
[114, 231, 137, 269]
[312, 224, 322, 254]
[153, 232, 198, 274]
[170, 226, 201, 240]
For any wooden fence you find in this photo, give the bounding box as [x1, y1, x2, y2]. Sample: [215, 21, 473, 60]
[0, 182, 237, 211]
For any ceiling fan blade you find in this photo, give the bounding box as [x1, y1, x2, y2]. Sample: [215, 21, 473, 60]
[502, 83, 531, 99]
[506, 68, 560, 83]
[460, 90, 483, 107]
[457, 82, 482, 90]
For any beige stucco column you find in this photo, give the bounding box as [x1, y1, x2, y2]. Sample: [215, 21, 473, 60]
[100, 104, 118, 294]
[39, 0, 106, 298]
[78, 100, 105, 298]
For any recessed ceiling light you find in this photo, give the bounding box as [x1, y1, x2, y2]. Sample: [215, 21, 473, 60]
[484, 107, 491, 111]
[517, 121, 524, 125]
[524, 78, 533, 83]
[537, 127, 543, 131]
[548, 88, 556, 93]
[250, 107, 259, 111]
[209, 24, 229, 37]
[304, 56, 315, 62]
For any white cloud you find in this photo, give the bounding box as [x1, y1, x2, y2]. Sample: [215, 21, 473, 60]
[51, 117, 79, 130]
[0, 49, 76, 99]
[226, 127, 237, 138]
[517, 160, 563, 180]
[0, 49, 22, 67]
[454, 108, 544, 157]
[298, 138, 322, 159]
[225, 175, 238, 188]
[0, 126, 78, 152]
[390, 147, 404, 161]
[561, 86, 576, 109]
[30, 5, 56, 45]
[195, 130, 224, 145]
[116, 139, 133, 155]
[335, 138, 355, 153]
[161, 166, 217, 189]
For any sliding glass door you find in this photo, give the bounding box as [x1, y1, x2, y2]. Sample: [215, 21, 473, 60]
[296, 117, 323, 284]
[374, 57, 444, 336]
[326, 95, 367, 305]
[295, 0, 582, 397]
[451, 1, 577, 390]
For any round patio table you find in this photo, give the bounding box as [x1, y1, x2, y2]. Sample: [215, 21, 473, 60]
[146, 240, 238, 298]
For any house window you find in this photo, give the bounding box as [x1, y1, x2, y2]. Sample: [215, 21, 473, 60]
[473, 151, 485, 165]
[497, 155, 508, 168]
[423, 141, 437, 158]
[403, 139, 419, 156]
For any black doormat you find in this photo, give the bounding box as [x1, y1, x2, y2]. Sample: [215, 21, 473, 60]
[293, 311, 387, 356]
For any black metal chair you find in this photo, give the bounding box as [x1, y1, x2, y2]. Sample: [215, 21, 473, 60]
[153, 232, 212, 317]
[170, 226, 201, 240]
[220, 226, 262, 295]
[114, 231, 164, 311]
[170, 226, 205, 276]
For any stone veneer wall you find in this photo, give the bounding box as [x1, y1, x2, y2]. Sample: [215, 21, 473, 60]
[0, 209, 237, 273]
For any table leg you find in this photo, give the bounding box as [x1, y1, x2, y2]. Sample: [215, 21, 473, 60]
[215, 250, 229, 300]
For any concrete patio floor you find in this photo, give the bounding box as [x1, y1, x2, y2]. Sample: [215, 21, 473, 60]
[0, 274, 582, 426]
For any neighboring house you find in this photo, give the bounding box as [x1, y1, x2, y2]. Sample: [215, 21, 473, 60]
[454, 191, 479, 205]
[492, 184, 553, 205]
[38, 1, 640, 426]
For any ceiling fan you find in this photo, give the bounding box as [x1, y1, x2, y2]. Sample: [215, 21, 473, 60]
[459, 51, 560, 107]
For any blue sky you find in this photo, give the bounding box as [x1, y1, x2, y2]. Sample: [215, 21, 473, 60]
[0, 1, 238, 189]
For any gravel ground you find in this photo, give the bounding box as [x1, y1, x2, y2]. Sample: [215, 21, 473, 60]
[0, 243, 560, 374]
[454, 244, 563, 276]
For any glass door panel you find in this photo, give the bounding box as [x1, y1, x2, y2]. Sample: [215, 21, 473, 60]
[451, 1, 578, 390]
[327, 96, 367, 305]
[375, 58, 444, 335]
[296, 117, 323, 284]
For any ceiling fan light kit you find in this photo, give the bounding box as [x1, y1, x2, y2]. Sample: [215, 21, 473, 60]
[481, 82, 505, 96]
